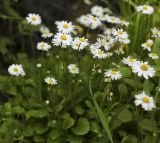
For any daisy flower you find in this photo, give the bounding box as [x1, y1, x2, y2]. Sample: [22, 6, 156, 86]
[90, 5, 104, 17]
[112, 29, 130, 44]
[122, 56, 137, 67]
[37, 42, 51, 51]
[120, 19, 129, 26]
[100, 14, 109, 21]
[132, 61, 156, 79]
[26, 13, 41, 25]
[94, 37, 114, 51]
[149, 53, 159, 59]
[77, 15, 90, 27]
[55, 21, 74, 34]
[137, 5, 154, 15]
[107, 16, 120, 24]
[104, 69, 122, 80]
[52, 33, 72, 48]
[134, 91, 155, 111]
[8, 64, 25, 76]
[44, 77, 57, 85]
[151, 27, 160, 38]
[68, 64, 79, 75]
[104, 28, 113, 37]
[72, 37, 89, 50]
[87, 14, 102, 29]
[94, 49, 107, 59]
[40, 26, 53, 38]
[141, 39, 153, 51]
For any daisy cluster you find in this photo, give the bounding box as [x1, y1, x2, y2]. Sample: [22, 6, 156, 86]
[8, 3, 158, 113]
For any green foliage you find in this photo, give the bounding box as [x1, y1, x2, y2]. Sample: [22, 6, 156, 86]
[0, 0, 160, 143]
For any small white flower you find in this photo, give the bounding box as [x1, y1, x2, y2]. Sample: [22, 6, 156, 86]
[37, 42, 51, 51]
[37, 63, 42, 68]
[26, 13, 41, 25]
[132, 61, 156, 79]
[137, 5, 154, 15]
[120, 19, 129, 26]
[122, 56, 137, 67]
[107, 16, 120, 24]
[44, 77, 57, 85]
[8, 64, 25, 76]
[87, 14, 102, 29]
[135, 91, 155, 111]
[72, 37, 89, 50]
[55, 21, 74, 34]
[94, 37, 114, 51]
[104, 28, 113, 36]
[100, 14, 109, 21]
[45, 100, 50, 104]
[104, 69, 122, 80]
[77, 15, 90, 27]
[91, 5, 104, 17]
[52, 33, 72, 48]
[94, 49, 107, 59]
[141, 39, 153, 52]
[112, 29, 130, 44]
[151, 27, 160, 37]
[68, 64, 79, 74]
[149, 53, 159, 59]
[40, 26, 49, 33]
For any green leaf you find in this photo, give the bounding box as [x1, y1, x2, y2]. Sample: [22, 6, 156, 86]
[66, 134, 83, 143]
[62, 117, 75, 130]
[90, 121, 100, 133]
[121, 135, 138, 143]
[118, 84, 128, 95]
[89, 83, 113, 143]
[139, 119, 156, 132]
[49, 129, 61, 140]
[26, 108, 49, 119]
[34, 123, 48, 134]
[72, 118, 90, 135]
[119, 67, 132, 77]
[74, 105, 84, 115]
[12, 106, 25, 114]
[26, 110, 37, 119]
[34, 135, 45, 142]
[143, 80, 154, 94]
[23, 125, 34, 136]
[118, 109, 132, 123]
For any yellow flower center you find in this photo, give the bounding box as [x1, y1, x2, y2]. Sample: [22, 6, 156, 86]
[143, 97, 149, 103]
[98, 50, 103, 55]
[118, 30, 124, 35]
[92, 16, 97, 21]
[129, 59, 135, 63]
[60, 35, 67, 40]
[13, 68, 18, 72]
[40, 43, 45, 48]
[146, 42, 152, 47]
[79, 38, 85, 42]
[143, 6, 148, 10]
[72, 67, 77, 72]
[31, 16, 37, 21]
[63, 24, 69, 29]
[140, 64, 148, 71]
[111, 70, 117, 75]
[111, 18, 116, 21]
